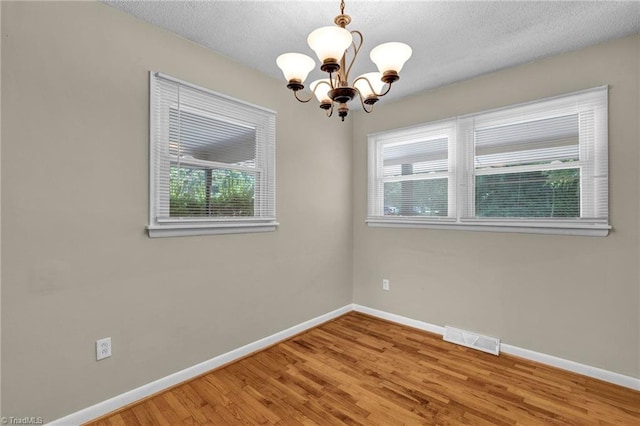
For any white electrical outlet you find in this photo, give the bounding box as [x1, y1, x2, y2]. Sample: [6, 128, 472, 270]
[382, 279, 390, 291]
[96, 337, 112, 361]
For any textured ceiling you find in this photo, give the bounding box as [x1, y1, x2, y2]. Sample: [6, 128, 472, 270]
[104, 1, 640, 103]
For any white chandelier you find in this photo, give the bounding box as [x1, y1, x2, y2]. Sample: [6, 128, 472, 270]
[276, 0, 412, 121]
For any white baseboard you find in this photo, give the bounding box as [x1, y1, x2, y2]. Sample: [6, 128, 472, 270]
[48, 304, 353, 425]
[352, 304, 640, 391]
[49, 302, 639, 424]
[354, 304, 445, 335]
[499, 344, 640, 391]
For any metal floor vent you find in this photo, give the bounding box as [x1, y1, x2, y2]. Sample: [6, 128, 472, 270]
[443, 326, 500, 355]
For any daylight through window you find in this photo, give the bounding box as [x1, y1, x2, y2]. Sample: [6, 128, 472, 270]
[368, 86, 609, 236]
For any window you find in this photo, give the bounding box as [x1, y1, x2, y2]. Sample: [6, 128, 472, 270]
[368, 86, 609, 236]
[368, 120, 456, 221]
[148, 72, 277, 237]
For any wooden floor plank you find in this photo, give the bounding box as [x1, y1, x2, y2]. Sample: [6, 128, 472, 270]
[85, 312, 640, 425]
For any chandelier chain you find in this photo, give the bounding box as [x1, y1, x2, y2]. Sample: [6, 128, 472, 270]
[340, 0, 345, 15]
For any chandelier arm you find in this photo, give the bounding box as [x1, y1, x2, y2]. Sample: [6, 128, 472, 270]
[378, 81, 393, 97]
[344, 30, 364, 81]
[293, 90, 314, 103]
[352, 76, 394, 98]
[355, 88, 374, 113]
[294, 79, 335, 103]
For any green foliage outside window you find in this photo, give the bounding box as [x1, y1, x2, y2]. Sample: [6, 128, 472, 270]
[384, 179, 448, 216]
[169, 167, 255, 217]
[475, 168, 579, 218]
[382, 168, 579, 218]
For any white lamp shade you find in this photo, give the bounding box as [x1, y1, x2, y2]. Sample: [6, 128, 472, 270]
[310, 79, 332, 103]
[354, 72, 385, 98]
[307, 26, 353, 62]
[276, 53, 316, 83]
[370, 42, 412, 74]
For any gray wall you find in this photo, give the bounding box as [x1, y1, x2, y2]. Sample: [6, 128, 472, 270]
[1, 2, 352, 420]
[352, 35, 640, 379]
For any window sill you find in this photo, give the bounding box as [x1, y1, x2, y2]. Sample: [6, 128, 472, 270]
[366, 217, 610, 237]
[147, 221, 279, 238]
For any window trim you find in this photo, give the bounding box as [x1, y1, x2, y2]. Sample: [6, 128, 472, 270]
[148, 72, 278, 238]
[367, 86, 610, 237]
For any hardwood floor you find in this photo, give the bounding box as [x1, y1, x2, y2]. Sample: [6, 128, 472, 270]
[86, 312, 640, 425]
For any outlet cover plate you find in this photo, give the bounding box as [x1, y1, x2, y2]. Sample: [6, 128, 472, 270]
[96, 337, 112, 361]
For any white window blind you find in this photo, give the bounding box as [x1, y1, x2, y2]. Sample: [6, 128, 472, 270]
[148, 72, 277, 237]
[368, 86, 609, 236]
[368, 120, 456, 222]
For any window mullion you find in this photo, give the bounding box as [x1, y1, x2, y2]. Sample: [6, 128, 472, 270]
[457, 116, 475, 220]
